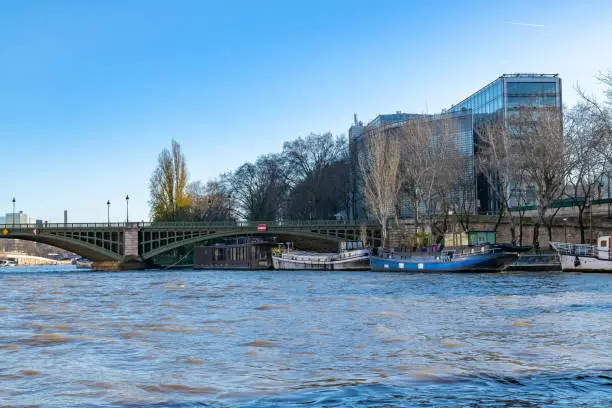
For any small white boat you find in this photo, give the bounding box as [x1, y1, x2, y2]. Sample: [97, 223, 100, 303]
[272, 241, 370, 271]
[551, 236, 612, 272]
[0, 259, 17, 267]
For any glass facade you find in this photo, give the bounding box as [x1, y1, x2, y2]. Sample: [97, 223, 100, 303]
[449, 74, 562, 213]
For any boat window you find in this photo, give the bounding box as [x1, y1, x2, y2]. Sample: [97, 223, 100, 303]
[601, 240, 608, 248]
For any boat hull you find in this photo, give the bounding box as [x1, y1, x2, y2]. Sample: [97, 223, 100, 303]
[370, 252, 516, 272]
[559, 254, 612, 272]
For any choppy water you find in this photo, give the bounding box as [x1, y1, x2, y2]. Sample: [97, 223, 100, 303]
[1, 266, 611, 407]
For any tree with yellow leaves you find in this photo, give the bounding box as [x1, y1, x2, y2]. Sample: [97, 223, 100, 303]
[149, 140, 191, 221]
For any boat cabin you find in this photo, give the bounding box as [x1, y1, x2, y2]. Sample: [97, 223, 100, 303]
[597, 236, 611, 260]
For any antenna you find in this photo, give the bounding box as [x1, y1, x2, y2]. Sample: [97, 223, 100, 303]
[354, 113, 358, 125]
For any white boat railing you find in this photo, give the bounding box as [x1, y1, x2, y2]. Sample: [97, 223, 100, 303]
[550, 242, 597, 257]
[275, 249, 370, 263]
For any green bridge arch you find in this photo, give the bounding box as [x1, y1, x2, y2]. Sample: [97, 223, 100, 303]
[1, 221, 381, 267]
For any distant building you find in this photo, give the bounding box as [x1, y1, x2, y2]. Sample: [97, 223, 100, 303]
[4, 211, 36, 225]
[348, 114, 366, 221]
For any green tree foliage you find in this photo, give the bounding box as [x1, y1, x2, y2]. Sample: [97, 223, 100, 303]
[149, 140, 190, 221]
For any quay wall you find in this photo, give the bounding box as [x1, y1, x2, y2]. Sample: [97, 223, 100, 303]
[387, 216, 612, 248]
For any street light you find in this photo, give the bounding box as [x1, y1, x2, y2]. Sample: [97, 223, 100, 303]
[585, 199, 593, 244]
[125, 195, 130, 223]
[107, 200, 111, 226]
[12, 197, 15, 228]
[607, 164, 612, 219]
[206, 199, 212, 220]
[563, 218, 568, 242]
[227, 193, 232, 221]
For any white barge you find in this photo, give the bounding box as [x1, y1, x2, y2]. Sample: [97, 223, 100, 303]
[551, 236, 612, 272]
[272, 241, 370, 271]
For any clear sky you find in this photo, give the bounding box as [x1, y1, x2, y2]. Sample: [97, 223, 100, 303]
[1, 0, 611, 223]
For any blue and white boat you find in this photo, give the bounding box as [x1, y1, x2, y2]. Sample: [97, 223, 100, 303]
[370, 246, 517, 272]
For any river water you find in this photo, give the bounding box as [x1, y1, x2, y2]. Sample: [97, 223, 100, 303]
[1, 266, 611, 407]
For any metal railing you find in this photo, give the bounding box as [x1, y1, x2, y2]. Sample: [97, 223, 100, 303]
[0, 219, 380, 231]
[0, 222, 137, 230]
[550, 242, 597, 257]
[144, 219, 378, 228]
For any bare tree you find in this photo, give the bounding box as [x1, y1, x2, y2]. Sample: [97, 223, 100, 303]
[186, 180, 231, 221]
[282, 133, 348, 219]
[400, 117, 435, 231]
[475, 117, 520, 241]
[359, 128, 402, 248]
[431, 115, 475, 235]
[447, 152, 476, 232]
[399, 115, 471, 237]
[222, 154, 289, 221]
[513, 107, 566, 244]
[564, 103, 611, 242]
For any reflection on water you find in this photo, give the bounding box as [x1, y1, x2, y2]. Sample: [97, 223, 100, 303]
[1, 265, 612, 406]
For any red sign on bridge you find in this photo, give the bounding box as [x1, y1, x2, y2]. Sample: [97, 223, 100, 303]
[257, 224, 267, 232]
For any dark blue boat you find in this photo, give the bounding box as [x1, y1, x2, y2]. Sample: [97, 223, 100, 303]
[370, 246, 517, 272]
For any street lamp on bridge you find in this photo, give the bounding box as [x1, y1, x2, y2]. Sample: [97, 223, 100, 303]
[227, 193, 232, 220]
[107, 200, 111, 226]
[12, 197, 15, 228]
[607, 164, 612, 219]
[125, 195, 130, 223]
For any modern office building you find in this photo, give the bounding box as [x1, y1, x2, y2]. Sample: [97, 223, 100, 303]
[367, 112, 423, 129]
[349, 73, 563, 219]
[448, 73, 562, 213]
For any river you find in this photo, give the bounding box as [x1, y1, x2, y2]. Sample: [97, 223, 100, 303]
[1, 265, 611, 407]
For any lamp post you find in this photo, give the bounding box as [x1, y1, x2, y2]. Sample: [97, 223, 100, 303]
[125, 195, 130, 223]
[206, 199, 212, 220]
[107, 200, 111, 226]
[607, 164, 612, 219]
[587, 199, 593, 244]
[563, 218, 568, 242]
[227, 193, 232, 221]
[12, 197, 15, 228]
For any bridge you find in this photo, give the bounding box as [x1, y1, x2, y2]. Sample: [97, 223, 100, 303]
[0, 220, 381, 269]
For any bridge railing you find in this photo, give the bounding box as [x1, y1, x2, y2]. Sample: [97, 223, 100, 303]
[0, 220, 380, 232]
[0, 222, 137, 230]
[142, 219, 379, 229]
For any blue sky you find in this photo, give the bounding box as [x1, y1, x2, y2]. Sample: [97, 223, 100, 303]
[1, 0, 611, 222]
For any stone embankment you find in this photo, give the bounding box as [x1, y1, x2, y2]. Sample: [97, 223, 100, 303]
[387, 215, 612, 248]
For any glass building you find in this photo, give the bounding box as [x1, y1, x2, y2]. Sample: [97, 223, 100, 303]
[367, 112, 423, 128]
[448, 73, 562, 213]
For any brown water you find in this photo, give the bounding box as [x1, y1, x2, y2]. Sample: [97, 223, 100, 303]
[1, 265, 611, 407]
